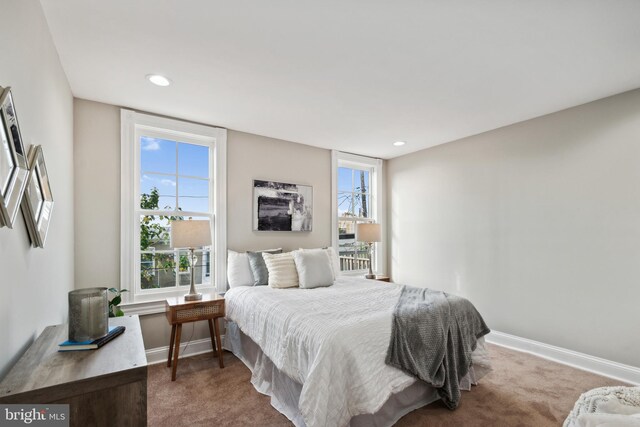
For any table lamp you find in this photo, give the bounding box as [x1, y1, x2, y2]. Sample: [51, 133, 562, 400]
[356, 222, 381, 279]
[170, 219, 212, 301]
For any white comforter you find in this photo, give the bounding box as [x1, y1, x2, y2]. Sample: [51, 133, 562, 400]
[225, 276, 416, 427]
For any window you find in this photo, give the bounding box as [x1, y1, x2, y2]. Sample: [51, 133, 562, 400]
[121, 111, 226, 305]
[139, 136, 211, 290]
[332, 151, 384, 274]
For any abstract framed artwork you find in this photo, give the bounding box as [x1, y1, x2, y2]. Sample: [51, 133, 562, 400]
[21, 145, 54, 247]
[253, 180, 312, 231]
[0, 86, 29, 228]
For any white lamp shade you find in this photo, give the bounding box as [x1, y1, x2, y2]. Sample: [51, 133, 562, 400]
[356, 222, 381, 243]
[170, 220, 212, 249]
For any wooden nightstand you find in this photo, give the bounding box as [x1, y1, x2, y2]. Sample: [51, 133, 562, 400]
[165, 293, 225, 381]
[368, 275, 391, 282]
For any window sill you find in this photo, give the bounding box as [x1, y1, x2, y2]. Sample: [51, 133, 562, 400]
[121, 300, 166, 316]
[121, 285, 219, 316]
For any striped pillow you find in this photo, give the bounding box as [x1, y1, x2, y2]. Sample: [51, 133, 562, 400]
[262, 252, 299, 288]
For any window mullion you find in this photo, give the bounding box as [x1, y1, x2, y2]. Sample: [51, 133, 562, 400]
[141, 171, 208, 180]
[175, 142, 179, 217]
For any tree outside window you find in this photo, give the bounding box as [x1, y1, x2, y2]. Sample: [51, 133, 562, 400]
[139, 187, 188, 288]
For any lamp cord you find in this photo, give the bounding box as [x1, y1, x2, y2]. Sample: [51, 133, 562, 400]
[180, 323, 196, 356]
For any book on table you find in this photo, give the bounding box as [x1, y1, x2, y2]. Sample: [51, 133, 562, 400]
[58, 326, 126, 351]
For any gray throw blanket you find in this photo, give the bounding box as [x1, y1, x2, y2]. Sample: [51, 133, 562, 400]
[385, 286, 490, 410]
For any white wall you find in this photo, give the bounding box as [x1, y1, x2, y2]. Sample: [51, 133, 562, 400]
[73, 99, 332, 348]
[74, 100, 121, 288]
[387, 88, 640, 367]
[0, 0, 74, 378]
[227, 130, 331, 252]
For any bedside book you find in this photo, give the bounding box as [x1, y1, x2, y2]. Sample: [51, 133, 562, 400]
[58, 325, 126, 351]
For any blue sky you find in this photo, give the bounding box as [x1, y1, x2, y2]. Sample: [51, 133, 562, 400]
[338, 167, 369, 193]
[140, 136, 209, 213]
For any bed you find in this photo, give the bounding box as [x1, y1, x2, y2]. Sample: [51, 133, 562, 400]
[223, 276, 492, 427]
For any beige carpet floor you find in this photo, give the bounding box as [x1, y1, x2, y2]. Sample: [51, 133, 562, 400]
[148, 344, 627, 426]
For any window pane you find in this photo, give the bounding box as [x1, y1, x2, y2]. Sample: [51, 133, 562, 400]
[338, 192, 353, 216]
[139, 215, 171, 250]
[139, 213, 212, 289]
[140, 137, 176, 174]
[354, 170, 369, 193]
[338, 218, 356, 240]
[176, 248, 191, 287]
[182, 249, 212, 286]
[140, 173, 176, 210]
[338, 220, 370, 272]
[338, 220, 356, 271]
[141, 249, 212, 290]
[337, 167, 353, 192]
[337, 168, 371, 218]
[353, 193, 371, 218]
[141, 251, 177, 289]
[178, 178, 209, 212]
[178, 143, 209, 178]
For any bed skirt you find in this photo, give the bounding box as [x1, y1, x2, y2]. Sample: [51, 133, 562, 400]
[223, 320, 492, 427]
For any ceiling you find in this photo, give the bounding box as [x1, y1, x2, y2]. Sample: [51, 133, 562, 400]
[40, 0, 640, 159]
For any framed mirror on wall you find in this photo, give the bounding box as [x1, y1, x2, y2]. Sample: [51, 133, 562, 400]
[21, 145, 54, 248]
[0, 86, 29, 228]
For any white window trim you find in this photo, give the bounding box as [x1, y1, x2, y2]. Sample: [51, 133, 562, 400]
[331, 150, 386, 276]
[120, 109, 227, 310]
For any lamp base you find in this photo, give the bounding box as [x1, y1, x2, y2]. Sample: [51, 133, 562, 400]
[185, 248, 202, 301]
[184, 292, 203, 301]
[365, 242, 375, 280]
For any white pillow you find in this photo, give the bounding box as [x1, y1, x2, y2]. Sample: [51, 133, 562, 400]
[227, 250, 253, 288]
[227, 248, 283, 288]
[292, 249, 334, 289]
[262, 252, 299, 288]
[300, 247, 341, 279]
[325, 247, 341, 278]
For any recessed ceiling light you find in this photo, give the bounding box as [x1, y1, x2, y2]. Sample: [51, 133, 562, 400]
[393, 141, 406, 146]
[146, 74, 171, 87]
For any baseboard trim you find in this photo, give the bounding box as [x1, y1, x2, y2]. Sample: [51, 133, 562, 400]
[146, 337, 221, 365]
[487, 330, 640, 386]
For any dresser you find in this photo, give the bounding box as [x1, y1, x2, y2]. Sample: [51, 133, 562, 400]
[0, 315, 147, 427]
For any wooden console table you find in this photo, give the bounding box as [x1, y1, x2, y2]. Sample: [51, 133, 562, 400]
[0, 315, 147, 427]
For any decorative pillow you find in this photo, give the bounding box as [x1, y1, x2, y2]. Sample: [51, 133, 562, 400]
[227, 250, 253, 288]
[292, 249, 334, 289]
[300, 247, 341, 279]
[325, 247, 341, 279]
[247, 248, 283, 286]
[262, 252, 299, 288]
